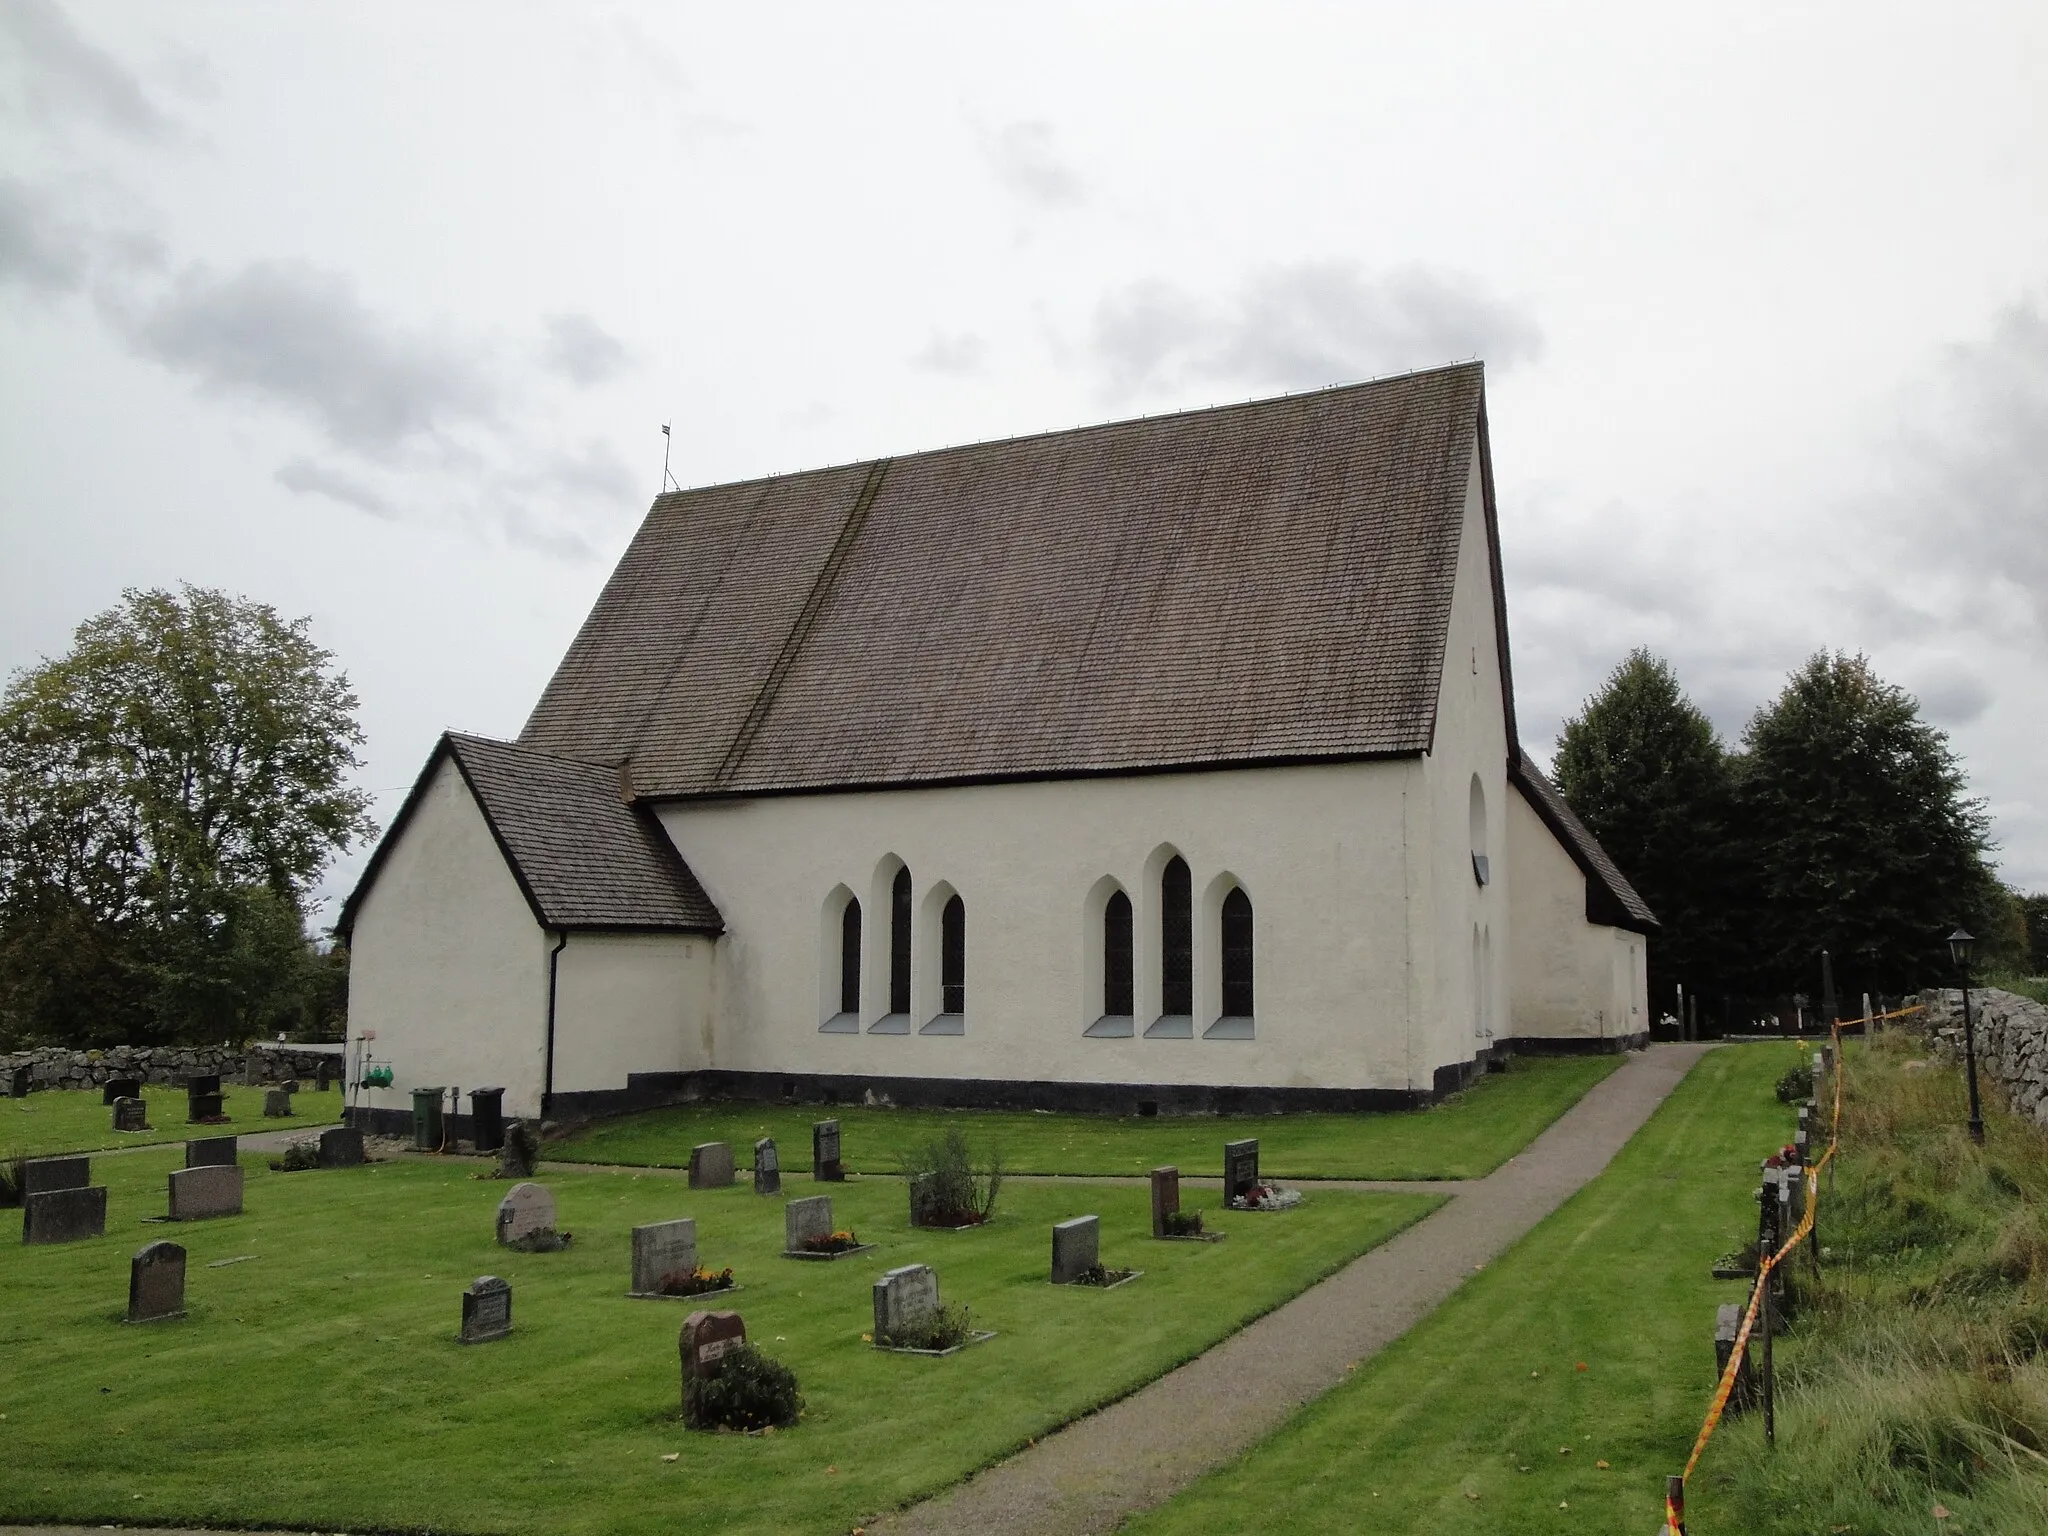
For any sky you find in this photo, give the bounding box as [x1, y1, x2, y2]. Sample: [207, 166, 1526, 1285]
[2, 0, 2044, 926]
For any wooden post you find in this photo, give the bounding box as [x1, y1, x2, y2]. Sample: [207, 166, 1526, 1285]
[1665, 1473, 1686, 1532]
[1760, 1265, 1776, 1448]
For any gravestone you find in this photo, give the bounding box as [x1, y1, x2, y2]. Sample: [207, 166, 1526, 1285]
[168, 1163, 244, 1220]
[112, 1096, 149, 1133]
[495, 1182, 558, 1246]
[688, 1142, 734, 1190]
[1150, 1166, 1180, 1238]
[679, 1310, 747, 1425]
[186, 1074, 225, 1123]
[127, 1240, 187, 1323]
[909, 1171, 940, 1227]
[7, 1065, 29, 1098]
[813, 1120, 844, 1181]
[460, 1275, 512, 1344]
[1714, 1303, 1758, 1411]
[630, 1218, 699, 1296]
[186, 1135, 238, 1169]
[316, 1057, 337, 1092]
[753, 1138, 781, 1196]
[23, 1185, 108, 1243]
[499, 1121, 539, 1179]
[24, 1155, 90, 1196]
[279, 1078, 299, 1095]
[263, 1088, 293, 1119]
[1051, 1214, 1100, 1284]
[318, 1126, 365, 1168]
[103, 1077, 142, 1106]
[785, 1195, 833, 1253]
[873, 1263, 941, 1342]
[1223, 1139, 1261, 1206]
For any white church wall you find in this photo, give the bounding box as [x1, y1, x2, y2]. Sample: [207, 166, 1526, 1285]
[549, 932, 715, 1095]
[1418, 449, 1512, 1077]
[656, 757, 1426, 1093]
[1505, 787, 1644, 1040]
[346, 756, 550, 1119]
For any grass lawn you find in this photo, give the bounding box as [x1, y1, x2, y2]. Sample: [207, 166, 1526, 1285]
[1125, 1040, 1801, 1536]
[551, 1054, 1621, 1181]
[0, 1149, 1439, 1535]
[3, 1083, 345, 1160]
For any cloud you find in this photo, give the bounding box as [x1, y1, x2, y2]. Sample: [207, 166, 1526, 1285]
[541, 312, 632, 385]
[1089, 262, 1546, 397]
[538, 438, 638, 504]
[0, 0, 176, 141]
[109, 259, 497, 454]
[0, 177, 89, 292]
[275, 457, 398, 520]
[910, 330, 990, 375]
[977, 119, 1086, 208]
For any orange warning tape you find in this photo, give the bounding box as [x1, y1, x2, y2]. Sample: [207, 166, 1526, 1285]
[1664, 1004, 1926, 1532]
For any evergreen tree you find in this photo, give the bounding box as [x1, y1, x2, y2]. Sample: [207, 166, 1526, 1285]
[1553, 649, 1734, 1011]
[1735, 651, 1994, 997]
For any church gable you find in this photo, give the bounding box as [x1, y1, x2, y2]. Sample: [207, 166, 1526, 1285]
[521, 363, 1488, 797]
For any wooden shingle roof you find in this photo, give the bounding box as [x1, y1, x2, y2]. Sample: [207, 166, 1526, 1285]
[520, 363, 1494, 795]
[336, 733, 722, 937]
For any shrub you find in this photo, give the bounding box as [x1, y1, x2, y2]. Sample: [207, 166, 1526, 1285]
[1071, 1264, 1136, 1287]
[1775, 1062, 1814, 1103]
[0, 1157, 20, 1208]
[903, 1128, 1003, 1226]
[269, 1140, 320, 1172]
[685, 1342, 802, 1431]
[1163, 1209, 1204, 1237]
[880, 1302, 976, 1352]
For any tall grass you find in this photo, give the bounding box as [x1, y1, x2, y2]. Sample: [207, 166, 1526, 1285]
[1696, 1031, 2048, 1533]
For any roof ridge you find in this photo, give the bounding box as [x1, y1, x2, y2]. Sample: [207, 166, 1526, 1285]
[645, 361, 1485, 508]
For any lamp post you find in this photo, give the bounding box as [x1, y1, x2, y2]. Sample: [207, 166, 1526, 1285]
[1946, 927, 1986, 1145]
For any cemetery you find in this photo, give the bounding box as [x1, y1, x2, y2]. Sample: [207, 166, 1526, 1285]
[0, 1127, 1437, 1535]
[552, 1052, 1619, 1181]
[3, 1079, 346, 1159]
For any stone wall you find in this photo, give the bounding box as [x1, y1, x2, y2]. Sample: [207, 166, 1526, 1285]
[1917, 988, 2048, 1130]
[2, 1042, 341, 1091]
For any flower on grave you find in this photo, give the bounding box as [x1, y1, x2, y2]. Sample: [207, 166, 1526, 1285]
[658, 1265, 736, 1297]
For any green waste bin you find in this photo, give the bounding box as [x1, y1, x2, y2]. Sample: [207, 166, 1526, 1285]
[412, 1086, 446, 1151]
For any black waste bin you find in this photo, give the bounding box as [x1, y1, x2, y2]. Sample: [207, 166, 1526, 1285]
[469, 1087, 506, 1154]
[412, 1086, 447, 1151]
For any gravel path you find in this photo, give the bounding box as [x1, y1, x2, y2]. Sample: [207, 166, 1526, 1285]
[866, 1042, 1714, 1536]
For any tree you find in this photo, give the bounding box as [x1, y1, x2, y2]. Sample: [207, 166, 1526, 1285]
[2024, 892, 2048, 977]
[1553, 649, 1736, 1009]
[1734, 651, 1994, 997]
[0, 586, 374, 1048]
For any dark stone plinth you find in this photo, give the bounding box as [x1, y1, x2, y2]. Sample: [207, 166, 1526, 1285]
[185, 1136, 238, 1169]
[112, 1097, 149, 1133]
[23, 1156, 90, 1196]
[813, 1119, 844, 1180]
[1223, 1139, 1260, 1206]
[103, 1077, 143, 1105]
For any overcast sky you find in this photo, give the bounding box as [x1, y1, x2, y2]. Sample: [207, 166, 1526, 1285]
[3, 0, 2044, 924]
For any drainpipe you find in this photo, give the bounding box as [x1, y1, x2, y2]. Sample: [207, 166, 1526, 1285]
[542, 930, 567, 1120]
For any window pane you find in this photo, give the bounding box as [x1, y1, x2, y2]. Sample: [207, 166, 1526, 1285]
[1104, 890, 1133, 1016]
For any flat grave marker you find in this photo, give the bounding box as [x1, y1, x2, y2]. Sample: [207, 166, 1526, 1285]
[460, 1275, 512, 1344]
[688, 1142, 734, 1190]
[127, 1240, 186, 1323]
[168, 1163, 243, 1221]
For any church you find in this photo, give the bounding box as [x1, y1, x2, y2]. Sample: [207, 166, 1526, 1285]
[337, 362, 1654, 1131]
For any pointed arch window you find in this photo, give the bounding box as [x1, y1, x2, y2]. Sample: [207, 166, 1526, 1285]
[890, 865, 912, 1016]
[840, 898, 862, 1015]
[941, 895, 965, 1015]
[1144, 854, 1195, 1038]
[1104, 890, 1134, 1018]
[1220, 887, 1254, 1018]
